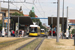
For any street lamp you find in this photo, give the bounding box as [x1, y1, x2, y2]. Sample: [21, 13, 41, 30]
[7, 0, 10, 37]
[62, 0, 64, 39]
[0, 2, 1, 12]
[51, 15, 53, 37]
[0, 12, 5, 37]
[56, 0, 60, 42]
[66, 6, 69, 39]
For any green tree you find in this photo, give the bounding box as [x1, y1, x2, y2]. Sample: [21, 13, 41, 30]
[71, 29, 75, 34]
[29, 10, 35, 17]
[29, 10, 36, 22]
[12, 12, 24, 16]
[11, 12, 24, 23]
[29, 10, 47, 31]
[0, 20, 2, 31]
[39, 21, 48, 31]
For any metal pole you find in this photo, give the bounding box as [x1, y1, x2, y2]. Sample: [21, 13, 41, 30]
[7, 0, 10, 37]
[62, 0, 64, 39]
[18, 16, 19, 37]
[51, 15, 53, 37]
[0, 2, 1, 12]
[2, 14, 4, 29]
[66, 6, 69, 39]
[56, 0, 60, 42]
[2, 13, 5, 37]
[74, 35, 75, 46]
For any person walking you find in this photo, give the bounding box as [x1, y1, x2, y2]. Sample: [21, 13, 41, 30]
[22, 30, 24, 37]
[12, 30, 15, 37]
[0, 31, 1, 37]
[71, 34, 72, 39]
[19, 30, 22, 37]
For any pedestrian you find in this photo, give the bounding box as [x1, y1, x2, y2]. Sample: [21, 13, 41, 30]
[0, 31, 1, 37]
[2, 29, 5, 37]
[19, 30, 22, 37]
[22, 30, 24, 37]
[16, 30, 18, 37]
[71, 34, 72, 39]
[24, 30, 26, 36]
[11, 30, 15, 37]
[11, 30, 13, 36]
[12, 30, 15, 37]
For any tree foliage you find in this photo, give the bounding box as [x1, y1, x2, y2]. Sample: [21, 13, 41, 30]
[29, 10, 36, 22]
[0, 20, 2, 31]
[12, 12, 24, 16]
[71, 29, 75, 34]
[29, 10, 47, 31]
[29, 10, 35, 17]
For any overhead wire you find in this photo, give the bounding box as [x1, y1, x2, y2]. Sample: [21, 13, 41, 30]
[34, 4, 43, 17]
[19, 0, 33, 14]
[38, 0, 45, 14]
[10, 0, 31, 14]
[6, 0, 44, 17]
[33, 0, 44, 17]
[37, 0, 46, 25]
[39, 0, 48, 28]
[10, 3, 20, 9]
[20, 0, 31, 10]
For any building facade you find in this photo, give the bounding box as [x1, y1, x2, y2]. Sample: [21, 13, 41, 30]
[0, 7, 24, 30]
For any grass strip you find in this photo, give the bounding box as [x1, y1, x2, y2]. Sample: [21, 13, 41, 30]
[0, 37, 19, 43]
[21, 38, 43, 50]
[0, 38, 30, 48]
[0, 38, 22, 44]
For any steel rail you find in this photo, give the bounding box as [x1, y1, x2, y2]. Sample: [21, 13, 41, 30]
[34, 38, 45, 50]
[16, 38, 38, 50]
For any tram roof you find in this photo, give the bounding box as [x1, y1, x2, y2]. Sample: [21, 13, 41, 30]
[41, 29, 45, 30]
[10, 16, 33, 25]
[30, 25, 40, 27]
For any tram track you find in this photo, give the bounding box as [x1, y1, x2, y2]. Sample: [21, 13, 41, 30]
[16, 38, 38, 50]
[16, 37, 45, 50]
[0, 38, 30, 48]
[34, 38, 44, 50]
[0, 38, 23, 44]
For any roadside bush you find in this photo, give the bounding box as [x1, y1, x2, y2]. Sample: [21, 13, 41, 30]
[71, 29, 75, 34]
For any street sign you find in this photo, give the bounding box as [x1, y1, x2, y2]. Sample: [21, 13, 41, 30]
[16, 23, 18, 31]
[4, 17, 10, 19]
[4, 19, 8, 23]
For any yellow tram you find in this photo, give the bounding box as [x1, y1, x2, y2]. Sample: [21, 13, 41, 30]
[29, 24, 40, 36]
[40, 29, 45, 36]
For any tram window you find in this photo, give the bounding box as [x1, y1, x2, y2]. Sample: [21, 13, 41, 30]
[41, 30, 44, 32]
[29, 27, 37, 33]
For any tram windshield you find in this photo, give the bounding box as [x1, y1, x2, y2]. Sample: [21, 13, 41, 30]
[41, 30, 44, 32]
[29, 27, 37, 33]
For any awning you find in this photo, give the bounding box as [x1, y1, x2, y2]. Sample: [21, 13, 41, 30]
[10, 16, 33, 25]
[48, 17, 67, 26]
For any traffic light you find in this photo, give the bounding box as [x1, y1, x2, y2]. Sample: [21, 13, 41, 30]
[50, 24, 52, 28]
[19, 24, 21, 26]
[69, 26, 71, 30]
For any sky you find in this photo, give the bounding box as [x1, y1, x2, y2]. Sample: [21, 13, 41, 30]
[0, 0, 75, 26]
